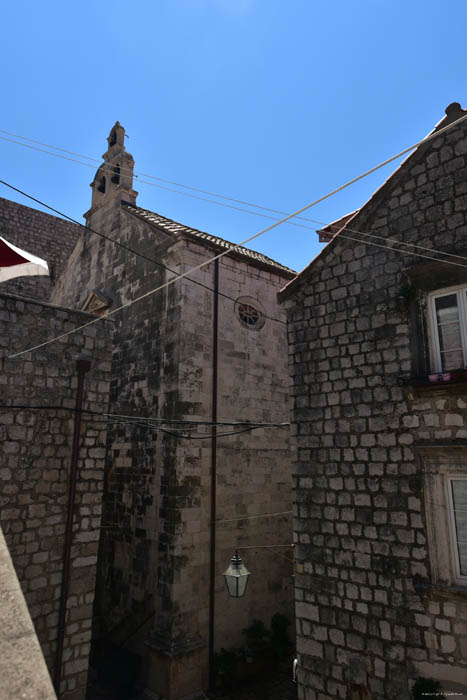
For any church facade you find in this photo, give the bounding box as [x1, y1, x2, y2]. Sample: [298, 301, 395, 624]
[38, 123, 295, 698]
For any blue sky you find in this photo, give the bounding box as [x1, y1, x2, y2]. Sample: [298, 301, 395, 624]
[1, 1, 467, 273]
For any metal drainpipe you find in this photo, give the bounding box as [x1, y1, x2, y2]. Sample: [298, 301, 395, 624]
[208, 258, 219, 690]
[53, 358, 91, 695]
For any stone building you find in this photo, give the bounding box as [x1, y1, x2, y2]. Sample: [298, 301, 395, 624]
[1, 291, 111, 699]
[279, 102, 467, 699]
[13, 121, 296, 699]
[0, 195, 81, 300]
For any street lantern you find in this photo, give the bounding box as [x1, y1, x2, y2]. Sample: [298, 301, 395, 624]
[223, 552, 250, 598]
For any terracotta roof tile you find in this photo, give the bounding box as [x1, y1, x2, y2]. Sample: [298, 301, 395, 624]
[122, 203, 296, 277]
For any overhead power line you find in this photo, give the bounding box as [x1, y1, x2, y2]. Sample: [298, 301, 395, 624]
[4, 123, 467, 268]
[214, 510, 293, 524]
[6, 110, 467, 359]
[1, 403, 288, 440]
[0, 127, 348, 230]
[3, 174, 467, 297]
[315, 218, 467, 263]
[0, 403, 288, 428]
[3, 118, 467, 238]
[0, 134, 315, 233]
[3, 124, 467, 269]
[0, 179, 288, 326]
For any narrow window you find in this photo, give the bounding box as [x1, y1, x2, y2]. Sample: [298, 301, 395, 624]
[428, 285, 467, 371]
[447, 476, 467, 584]
[111, 165, 120, 185]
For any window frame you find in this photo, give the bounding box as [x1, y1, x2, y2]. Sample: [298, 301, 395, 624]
[445, 475, 467, 586]
[235, 296, 266, 331]
[421, 449, 467, 590]
[428, 284, 467, 372]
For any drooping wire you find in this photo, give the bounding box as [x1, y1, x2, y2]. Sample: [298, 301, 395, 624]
[0, 135, 315, 233]
[4, 120, 467, 272]
[0, 404, 290, 440]
[7, 110, 467, 359]
[3, 121, 467, 267]
[3, 116, 467, 238]
[0, 179, 290, 326]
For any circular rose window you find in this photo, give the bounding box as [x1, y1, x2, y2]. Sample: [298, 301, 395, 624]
[237, 302, 265, 329]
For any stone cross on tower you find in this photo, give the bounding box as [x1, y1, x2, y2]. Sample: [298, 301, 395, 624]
[85, 121, 138, 225]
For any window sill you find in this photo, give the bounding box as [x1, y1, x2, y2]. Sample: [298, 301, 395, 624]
[401, 374, 467, 398]
[413, 580, 467, 602]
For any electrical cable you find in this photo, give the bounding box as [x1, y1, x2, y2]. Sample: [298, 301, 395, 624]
[159, 425, 270, 439]
[7, 194, 467, 362]
[4, 128, 467, 269]
[0, 129, 340, 230]
[3, 170, 467, 275]
[4, 172, 467, 312]
[0, 404, 286, 441]
[6, 110, 467, 359]
[0, 179, 288, 326]
[4, 122, 467, 270]
[328, 231, 467, 269]
[0, 403, 289, 428]
[102, 416, 241, 438]
[214, 510, 293, 524]
[311, 217, 467, 263]
[2, 116, 467, 235]
[235, 544, 293, 549]
[0, 135, 314, 233]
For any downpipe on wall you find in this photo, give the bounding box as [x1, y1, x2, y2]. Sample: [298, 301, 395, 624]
[208, 258, 219, 691]
[53, 358, 91, 695]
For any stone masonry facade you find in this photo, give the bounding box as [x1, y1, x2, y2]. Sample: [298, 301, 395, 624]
[279, 103, 467, 699]
[1, 291, 111, 699]
[47, 123, 295, 699]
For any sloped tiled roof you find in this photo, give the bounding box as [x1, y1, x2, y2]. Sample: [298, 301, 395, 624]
[122, 203, 296, 277]
[279, 101, 467, 299]
[316, 211, 359, 242]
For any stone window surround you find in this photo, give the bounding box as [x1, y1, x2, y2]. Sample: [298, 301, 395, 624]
[446, 475, 467, 584]
[418, 446, 467, 590]
[235, 296, 266, 330]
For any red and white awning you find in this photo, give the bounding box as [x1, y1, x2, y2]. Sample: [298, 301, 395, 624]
[0, 236, 49, 283]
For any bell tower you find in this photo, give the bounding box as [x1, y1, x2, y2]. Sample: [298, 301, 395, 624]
[84, 121, 138, 225]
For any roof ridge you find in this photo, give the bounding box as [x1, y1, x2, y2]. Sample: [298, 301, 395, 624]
[122, 202, 296, 275]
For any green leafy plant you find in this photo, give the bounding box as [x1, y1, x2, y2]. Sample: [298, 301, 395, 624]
[411, 677, 445, 699]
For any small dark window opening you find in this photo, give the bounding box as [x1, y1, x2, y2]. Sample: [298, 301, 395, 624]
[111, 165, 120, 185]
[97, 176, 106, 193]
[109, 131, 117, 147]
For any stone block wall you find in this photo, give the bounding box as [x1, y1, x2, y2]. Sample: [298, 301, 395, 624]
[46, 198, 174, 652]
[173, 239, 294, 657]
[0, 197, 81, 301]
[51, 200, 180, 684]
[280, 107, 467, 699]
[50, 195, 294, 698]
[0, 291, 111, 699]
